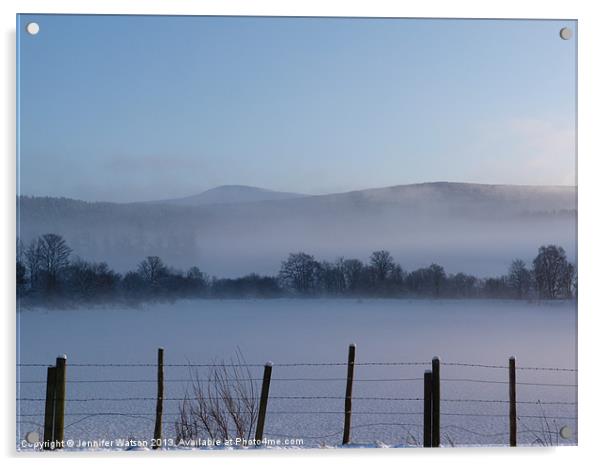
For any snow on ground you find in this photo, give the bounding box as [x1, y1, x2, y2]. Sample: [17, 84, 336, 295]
[17, 299, 577, 450]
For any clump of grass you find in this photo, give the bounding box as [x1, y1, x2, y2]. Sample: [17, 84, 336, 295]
[519, 401, 560, 446]
[175, 348, 259, 446]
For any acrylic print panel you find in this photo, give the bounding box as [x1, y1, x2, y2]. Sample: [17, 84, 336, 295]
[16, 15, 577, 451]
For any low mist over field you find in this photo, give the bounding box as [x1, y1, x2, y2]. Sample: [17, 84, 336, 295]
[17, 182, 576, 278]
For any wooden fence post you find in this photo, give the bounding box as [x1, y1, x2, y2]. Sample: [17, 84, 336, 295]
[431, 357, 440, 447]
[509, 356, 517, 447]
[153, 347, 164, 450]
[53, 355, 67, 448]
[255, 362, 273, 445]
[342, 343, 356, 445]
[423, 370, 433, 448]
[43, 366, 57, 450]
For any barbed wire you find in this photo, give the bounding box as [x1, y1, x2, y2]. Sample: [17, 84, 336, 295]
[442, 362, 577, 372]
[517, 366, 577, 372]
[17, 395, 576, 406]
[18, 396, 418, 402]
[17, 363, 265, 368]
[442, 378, 577, 387]
[444, 413, 577, 420]
[16, 410, 578, 420]
[441, 424, 567, 438]
[17, 412, 186, 417]
[441, 399, 576, 405]
[17, 395, 421, 402]
[16, 361, 430, 368]
[16, 376, 577, 388]
[16, 376, 426, 384]
[17, 360, 577, 372]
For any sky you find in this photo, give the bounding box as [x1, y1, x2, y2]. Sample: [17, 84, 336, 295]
[17, 15, 577, 202]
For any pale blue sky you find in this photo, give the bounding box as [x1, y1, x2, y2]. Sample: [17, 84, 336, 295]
[17, 15, 576, 202]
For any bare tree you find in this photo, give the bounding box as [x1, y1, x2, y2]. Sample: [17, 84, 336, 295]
[341, 258, 364, 293]
[16, 262, 27, 294]
[447, 272, 477, 297]
[66, 257, 120, 300]
[318, 258, 346, 295]
[186, 266, 208, 295]
[560, 262, 576, 298]
[39, 234, 72, 291]
[533, 245, 569, 299]
[405, 264, 445, 297]
[429, 263, 446, 297]
[24, 238, 43, 290]
[279, 252, 320, 294]
[16, 237, 24, 263]
[16, 238, 27, 293]
[175, 350, 258, 445]
[138, 256, 168, 290]
[508, 259, 532, 299]
[370, 250, 395, 284]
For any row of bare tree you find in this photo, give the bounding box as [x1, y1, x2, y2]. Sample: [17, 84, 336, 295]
[278, 247, 576, 299]
[16, 234, 576, 304]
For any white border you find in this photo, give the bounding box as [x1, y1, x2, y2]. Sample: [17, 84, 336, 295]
[2, 1, 601, 465]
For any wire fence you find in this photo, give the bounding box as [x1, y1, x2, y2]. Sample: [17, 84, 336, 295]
[16, 361, 579, 370]
[17, 355, 578, 449]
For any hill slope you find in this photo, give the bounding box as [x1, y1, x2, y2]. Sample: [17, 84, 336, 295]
[145, 185, 306, 206]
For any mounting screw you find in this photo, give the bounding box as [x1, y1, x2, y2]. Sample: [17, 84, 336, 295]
[559, 27, 572, 40]
[559, 425, 573, 439]
[26, 22, 40, 36]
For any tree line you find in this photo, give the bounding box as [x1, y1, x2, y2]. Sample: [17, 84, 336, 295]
[16, 233, 576, 306]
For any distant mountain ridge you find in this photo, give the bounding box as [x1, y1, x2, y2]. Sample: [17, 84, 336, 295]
[135, 181, 575, 208]
[143, 185, 306, 206]
[21, 181, 576, 208]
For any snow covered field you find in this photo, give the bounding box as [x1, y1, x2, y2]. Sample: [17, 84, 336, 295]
[17, 299, 577, 450]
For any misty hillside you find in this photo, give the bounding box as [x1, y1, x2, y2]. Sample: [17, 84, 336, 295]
[17, 182, 576, 277]
[144, 185, 306, 206]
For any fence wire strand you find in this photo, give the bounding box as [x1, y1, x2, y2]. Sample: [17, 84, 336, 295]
[17, 396, 576, 405]
[17, 411, 578, 420]
[17, 360, 577, 371]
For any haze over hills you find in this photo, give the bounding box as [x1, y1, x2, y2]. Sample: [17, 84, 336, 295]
[144, 185, 306, 206]
[17, 182, 576, 277]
